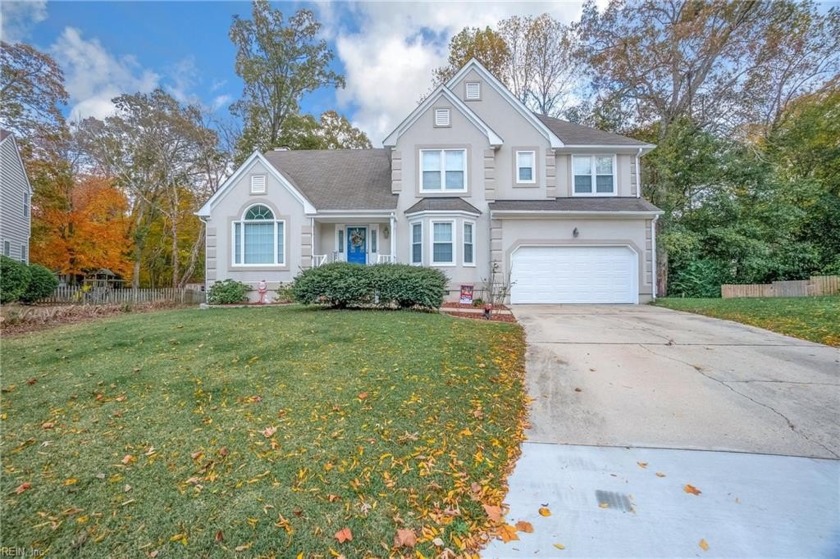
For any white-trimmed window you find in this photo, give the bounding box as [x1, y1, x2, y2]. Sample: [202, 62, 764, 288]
[23, 192, 30, 217]
[465, 82, 481, 100]
[411, 223, 422, 265]
[3, 240, 9, 257]
[250, 175, 266, 194]
[20, 245, 27, 263]
[463, 222, 474, 266]
[516, 151, 536, 184]
[421, 149, 466, 192]
[573, 155, 615, 195]
[431, 221, 455, 265]
[232, 204, 285, 265]
[370, 227, 378, 254]
[434, 108, 450, 127]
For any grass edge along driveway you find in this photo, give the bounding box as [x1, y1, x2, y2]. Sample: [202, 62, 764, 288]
[655, 296, 840, 347]
[1, 306, 528, 558]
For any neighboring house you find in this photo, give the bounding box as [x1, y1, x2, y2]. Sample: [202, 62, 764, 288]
[0, 129, 32, 264]
[198, 59, 662, 304]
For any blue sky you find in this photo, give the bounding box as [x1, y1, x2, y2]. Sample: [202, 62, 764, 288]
[2, 1, 590, 144]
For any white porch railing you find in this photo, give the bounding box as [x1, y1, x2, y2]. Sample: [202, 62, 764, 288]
[312, 254, 327, 267]
[377, 254, 396, 264]
[311, 253, 395, 267]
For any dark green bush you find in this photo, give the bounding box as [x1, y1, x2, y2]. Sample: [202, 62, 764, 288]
[668, 258, 726, 298]
[292, 263, 447, 310]
[19, 264, 59, 304]
[0, 256, 31, 304]
[207, 279, 249, 305]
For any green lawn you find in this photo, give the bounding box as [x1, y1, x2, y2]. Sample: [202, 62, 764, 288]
[655, 296, 840, 347]
[1, 306, 527, 557]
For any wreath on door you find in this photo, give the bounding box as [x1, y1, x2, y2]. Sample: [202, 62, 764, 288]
[350, 230, 364, 248]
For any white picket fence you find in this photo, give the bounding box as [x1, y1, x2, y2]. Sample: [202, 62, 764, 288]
[38, 286, 205, 305]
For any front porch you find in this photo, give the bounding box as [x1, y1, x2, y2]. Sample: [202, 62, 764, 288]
[310, 216, 397, 268]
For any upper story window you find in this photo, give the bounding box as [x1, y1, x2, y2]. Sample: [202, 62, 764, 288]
[516, 151, 536, 184]
[434, 108, 450, 127]
[465, 82, 481, 100]
[250, 175, 266, 194]
[421, 149, 466, 192]
[573, 155, 615, 195]
[232, 204, 285, 266]
[23, 192, 30, 217]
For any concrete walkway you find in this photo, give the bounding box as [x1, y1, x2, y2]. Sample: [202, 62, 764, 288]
[485, 305, 840, 558]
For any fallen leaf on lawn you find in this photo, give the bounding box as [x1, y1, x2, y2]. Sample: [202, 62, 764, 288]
[483, 504, 502, 523]
[169, 533, 188, 546]
[64, 478, 78, 486]
[190, 451, 203, 461]
[497, 523, 519, 543]
[335, 527, 352, 543]
[432, 537, 445, 547]
[121, 454, 135, 465]
[148, 551, 159, 558]
[656, 472, 666, 477]
[115, 395, 127, 402]
[553, 543, 566, 550]
[14, 482, 31, 494]
[234, 543, 252, 552]
[357, 392, 368, 400]
[123, 484, 132, 493]
[470, 481, 481, 494]
[515, 520, 534, 533]
[538, 506, 551, 517]
[684, 484, 702, 496]
[218, 447, 229, 457]
[41, 422, 54, 429]
[262, 426, 277, 438]
[699, 538, 709, 551]
[394, 528, 417, 548]
[215, 530, 224, 542]
[637, 461, 648, 469]
[144, 446, 156, 456]
[27, 378, 37, 385]
[327, 494, 340, 502]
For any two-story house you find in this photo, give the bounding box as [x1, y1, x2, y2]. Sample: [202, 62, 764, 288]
[0, 129, 33, 264]
[197, 59, 661, 304]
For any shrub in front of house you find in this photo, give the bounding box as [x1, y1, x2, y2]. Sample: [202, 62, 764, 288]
[207, 279, 250, 305]
[0, 256, 32, 304]
[291, 262, 447, 310]
[19, 264, 59, 304]
[371, 264, 447, 309]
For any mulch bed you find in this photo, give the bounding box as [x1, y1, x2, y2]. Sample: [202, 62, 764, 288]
[444, 310, 517, 323]
[440, 302, 516, 322]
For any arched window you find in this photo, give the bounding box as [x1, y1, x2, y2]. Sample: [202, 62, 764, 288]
[232, 204, 285, 265]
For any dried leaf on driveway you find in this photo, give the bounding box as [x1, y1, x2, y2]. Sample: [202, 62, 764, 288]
[538, 506, 551, 517]
[553, 543, 566, 550]
[684, 484, 702, 496]
[637, 461, 648, 468]
[515, 520, 534, 533]
[699, 538, 710, 551]
[497, 523, 519, 543]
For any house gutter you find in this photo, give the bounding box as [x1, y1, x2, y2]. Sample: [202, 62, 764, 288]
[651, 214, 659, 300]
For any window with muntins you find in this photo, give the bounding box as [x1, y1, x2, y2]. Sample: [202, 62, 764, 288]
[411, 223, 422, 264]
[421, 149, 466, 191]
[432, 221, 454, 265]
[573, 155, 615, 195]
[23, 192, 30, 217]
[232, 204, 285, 265]
[370, 229, 378, 253]
[20, 245, 27, 263]
[463, 222, 474, 265]
[517, 151, 535, 183]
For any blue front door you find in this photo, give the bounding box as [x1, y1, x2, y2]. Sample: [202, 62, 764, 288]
[346, 227, 367, 264]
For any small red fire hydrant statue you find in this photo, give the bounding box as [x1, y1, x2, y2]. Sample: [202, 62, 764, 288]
[483, 302, 492, 320]
[257, 279, 267, 305]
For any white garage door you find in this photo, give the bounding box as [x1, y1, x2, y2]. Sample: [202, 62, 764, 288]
[510, 246, 638, 304]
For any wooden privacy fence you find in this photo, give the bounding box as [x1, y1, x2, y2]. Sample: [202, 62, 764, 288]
[721, 275, 840, 298]
[38, 287, 205, 305]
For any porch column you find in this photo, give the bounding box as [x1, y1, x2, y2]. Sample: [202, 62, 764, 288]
[389, 212, 396, 263]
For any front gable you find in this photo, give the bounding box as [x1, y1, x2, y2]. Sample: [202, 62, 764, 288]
[196, 151, 316, 218]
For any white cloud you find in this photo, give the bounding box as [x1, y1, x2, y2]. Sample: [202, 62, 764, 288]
[211, 94, 233, 112]
[50, 27, 160, 121]
[0, 0, 47, 42]
[329, 1, 584, 145]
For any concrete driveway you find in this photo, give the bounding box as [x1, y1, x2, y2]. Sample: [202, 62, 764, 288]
[484, 305, 840, 558]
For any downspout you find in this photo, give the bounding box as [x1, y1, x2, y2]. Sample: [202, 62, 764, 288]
[651, 214, 659, 300]
[198, 216, 209, 297]
[389, 212, 396, 262]
[635, 147, 643, 198]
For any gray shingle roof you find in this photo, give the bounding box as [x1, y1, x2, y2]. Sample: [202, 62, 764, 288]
[535, 114, 651, 147]
[489, 198, 662, 213]
[262, 149, 397, 210]
[405, 197, 482, 215]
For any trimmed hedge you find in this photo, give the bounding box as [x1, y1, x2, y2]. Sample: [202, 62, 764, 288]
[292, 263, 447, 310]
[0, 256, 31, 304]
[20, 264, 59, 304]
[207, 279, 250, 305]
